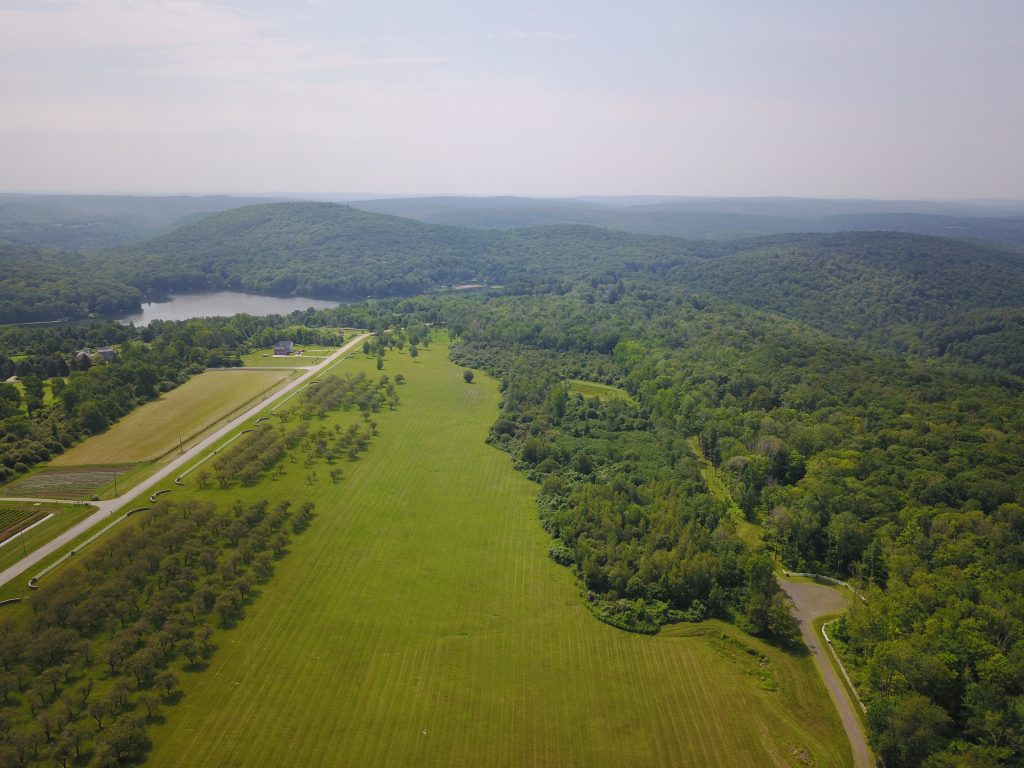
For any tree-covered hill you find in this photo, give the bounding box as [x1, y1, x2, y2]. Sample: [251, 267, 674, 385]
[109, 202, 500, 298]
[0, 244, 142, 324]
[106, 202, 701, 299]
[673, 232, 1024, 348]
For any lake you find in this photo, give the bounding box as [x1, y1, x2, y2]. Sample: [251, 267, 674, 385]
[119, 291, 340, 325]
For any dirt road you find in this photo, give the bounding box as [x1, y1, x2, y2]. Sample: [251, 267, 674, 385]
[0, 333, 370, 590]
[780, 576, 874, 768]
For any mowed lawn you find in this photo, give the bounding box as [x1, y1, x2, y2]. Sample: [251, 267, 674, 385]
[144, 342, 851, 768]
[51, 369, 293, 466]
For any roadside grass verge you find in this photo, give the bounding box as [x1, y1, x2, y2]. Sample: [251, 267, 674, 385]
[140, 337, 851, 768]
[814, 614, 871, 732]
[50, 369, 294, 466]
[0, 502, 97, 589]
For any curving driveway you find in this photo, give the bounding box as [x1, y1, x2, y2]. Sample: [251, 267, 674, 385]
[780, 576, 874, 768]
[0, 333, 370, 589]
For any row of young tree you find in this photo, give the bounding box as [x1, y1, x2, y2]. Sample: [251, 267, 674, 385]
[201, 372, 390, 490]
[0, 497, 313, 766]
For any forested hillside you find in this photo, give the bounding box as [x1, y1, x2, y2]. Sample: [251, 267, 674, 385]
[107, 203, 498, 298]
[0, 245, 142, 324]
[107, 203, 698, 299]
[677, 232, 1024, 347]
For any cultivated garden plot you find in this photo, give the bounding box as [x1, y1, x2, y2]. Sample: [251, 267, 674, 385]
[0, 508, 46, 543]
[0, 466, 130, 500]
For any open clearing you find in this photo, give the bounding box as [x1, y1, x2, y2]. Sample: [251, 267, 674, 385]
[143, 341, 850, 768]
[568, 378, 636, 404]
[240, 348, 336, 367]
[51, 368, 293, 466]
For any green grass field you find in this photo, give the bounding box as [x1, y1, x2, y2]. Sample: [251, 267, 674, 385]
[9, 377, 59, 411]
[50, 369, 294, 466]
[240, 348, 336, 367]
[140, 339, 850, 767]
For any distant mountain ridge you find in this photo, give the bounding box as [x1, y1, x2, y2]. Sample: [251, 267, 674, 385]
[4, 192, 1024, 254]
[0, 193, 281, 252]
[349, 195, 1024, 247]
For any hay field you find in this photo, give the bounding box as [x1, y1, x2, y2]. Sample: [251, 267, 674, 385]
[51, 369, 292, 466]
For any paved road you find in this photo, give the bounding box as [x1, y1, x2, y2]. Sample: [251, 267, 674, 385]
[779, 577, 874, 768]
[0, 333, 370, 589]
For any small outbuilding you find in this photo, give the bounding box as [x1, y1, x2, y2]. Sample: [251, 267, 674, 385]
[96, 347, 117, 363]
[274, 340, 294, 356]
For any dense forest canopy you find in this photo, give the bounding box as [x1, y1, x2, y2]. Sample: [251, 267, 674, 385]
[0, 246, 143, 324]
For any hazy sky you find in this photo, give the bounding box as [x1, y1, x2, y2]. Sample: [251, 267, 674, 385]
[1, 0, 1022, 198]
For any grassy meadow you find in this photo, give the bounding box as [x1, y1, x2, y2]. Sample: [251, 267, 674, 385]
[240, 348, 336, 367]
[50, 368, 293, 466]
[138, 339, 851, 768]
[567, 378, 636, 404]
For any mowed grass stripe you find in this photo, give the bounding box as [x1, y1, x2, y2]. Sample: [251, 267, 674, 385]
[144, 342, 851, 767]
